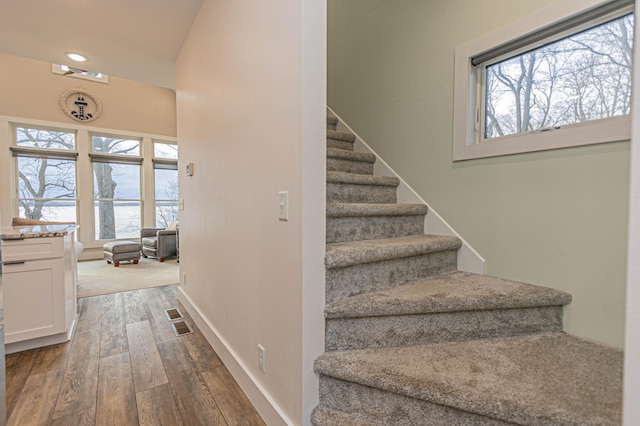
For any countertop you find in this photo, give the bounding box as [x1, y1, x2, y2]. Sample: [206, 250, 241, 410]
[1, 224, 79, 240]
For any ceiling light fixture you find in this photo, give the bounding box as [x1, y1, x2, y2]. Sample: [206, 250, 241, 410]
[65, 52, 87, 62]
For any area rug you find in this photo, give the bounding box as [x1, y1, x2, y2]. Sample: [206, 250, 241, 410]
[77, 257, 179, 298]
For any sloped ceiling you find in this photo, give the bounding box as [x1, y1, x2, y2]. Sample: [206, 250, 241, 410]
[0, 0, 203, 89]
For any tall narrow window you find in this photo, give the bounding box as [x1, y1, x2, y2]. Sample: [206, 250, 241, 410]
[12, 126, 78, 222]
[90, 135, 142, 240]
[153, 141, 178, 227]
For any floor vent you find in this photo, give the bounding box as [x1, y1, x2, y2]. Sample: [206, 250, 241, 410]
[164, 308, 183, 321]
[171, 320, 193, 336]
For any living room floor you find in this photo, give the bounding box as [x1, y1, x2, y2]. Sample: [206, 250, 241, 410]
[5, 285, 265, 425]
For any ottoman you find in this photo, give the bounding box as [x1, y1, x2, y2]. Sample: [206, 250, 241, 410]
[103, 240, 142, 267]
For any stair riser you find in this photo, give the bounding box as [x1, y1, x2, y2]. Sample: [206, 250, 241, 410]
[327, 157, 374, 175]
[327, 122, 337, 131]
[326, 215, 425, 243]
[326, 250, 457, 303]
[328, 139, 354, 151]
[325, 306, 564, 351]
[311, 407, 385, 426]
[327, 183, 397, 204]
[318, 376, 512, 426]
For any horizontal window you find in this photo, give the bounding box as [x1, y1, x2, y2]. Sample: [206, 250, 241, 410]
[15, 126, 75, 150]
[453, 0, 633, 161]
[484, 12, 632, 140]
[92, 135, 140, 156]
[154, 141, 178, 160]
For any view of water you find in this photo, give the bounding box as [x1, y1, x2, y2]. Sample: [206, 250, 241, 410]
[19, 204, 178, 240]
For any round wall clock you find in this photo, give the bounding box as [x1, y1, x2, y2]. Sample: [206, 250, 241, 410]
[59, 88, 103, 122]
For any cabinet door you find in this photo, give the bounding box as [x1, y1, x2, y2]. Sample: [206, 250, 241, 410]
[3, 258, 65, 343]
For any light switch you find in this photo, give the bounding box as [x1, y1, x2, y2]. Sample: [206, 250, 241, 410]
[179, 199, 185, 211]
[278, 191, 289, 221]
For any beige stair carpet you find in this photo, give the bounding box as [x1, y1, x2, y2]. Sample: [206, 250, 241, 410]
[77, 257, 179, 298]
[314, 112, 623, 425]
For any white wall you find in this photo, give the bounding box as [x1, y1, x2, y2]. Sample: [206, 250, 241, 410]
[623, 9, 640, 425]
[0, 53, 176, 137]
[328, 0, 629, 348]
[176, 0, 325, 424]
[301, 0, 328, 422]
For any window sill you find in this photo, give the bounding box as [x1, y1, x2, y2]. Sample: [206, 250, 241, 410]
[453, 115, 631, 161]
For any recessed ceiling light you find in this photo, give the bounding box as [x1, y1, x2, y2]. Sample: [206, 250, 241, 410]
[65, 52, 87, 62]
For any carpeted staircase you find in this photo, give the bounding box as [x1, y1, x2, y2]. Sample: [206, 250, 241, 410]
[312, 113, 623, 425]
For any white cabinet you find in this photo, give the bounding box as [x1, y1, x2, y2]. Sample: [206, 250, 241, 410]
[1, 231, 77, 352]
[3, 258, 65, 342]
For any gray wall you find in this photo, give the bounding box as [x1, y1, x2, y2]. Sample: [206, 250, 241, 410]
[328, 0, 629, 348]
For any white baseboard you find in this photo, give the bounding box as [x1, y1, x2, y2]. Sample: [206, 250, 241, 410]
[78, 246, 105, 261]
[177, 286, 294, 426]
[327, 107, 485, 274]
[6, 329, 71, 354]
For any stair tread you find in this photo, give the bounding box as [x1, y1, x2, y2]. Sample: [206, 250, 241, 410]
[327, 114, 338, 125]
[326, 234, 461, 269]
[327, 148, 376, 163]
[327, 202, 428, 217]
[327, 171, 399, 187]
[325, 271, 572, 318]
[327, 129, 355, 142]
[315, 333, 622, 425]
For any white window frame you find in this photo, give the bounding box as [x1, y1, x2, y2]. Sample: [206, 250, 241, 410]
[89, 133, 144, 241]
[1, 115, 176, 251]
[11, 124, 79, 223]
[452, 0, 633, 161]
[152, 140, 179, 228]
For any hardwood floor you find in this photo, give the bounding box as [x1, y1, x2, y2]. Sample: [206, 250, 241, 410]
[5, 286, 266, 426]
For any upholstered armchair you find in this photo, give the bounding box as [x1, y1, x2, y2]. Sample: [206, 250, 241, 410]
[141, 226, 177, 262]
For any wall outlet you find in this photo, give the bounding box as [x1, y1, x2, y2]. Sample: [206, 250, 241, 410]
[258, 344, 266, 373]
[182, 272, 187, 287]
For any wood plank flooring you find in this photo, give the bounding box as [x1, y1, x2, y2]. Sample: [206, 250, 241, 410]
[5, 285, 265, 426]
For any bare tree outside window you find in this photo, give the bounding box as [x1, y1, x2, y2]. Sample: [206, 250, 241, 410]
[15, 127, 76, 222]
[484, 13, 633, 139]
[92, 136, 141, 240]
[154, 141, 179, 228]
[154, 142, 178, 159]
[14, 127, 176, 240]
[155, 175, 179, 227]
